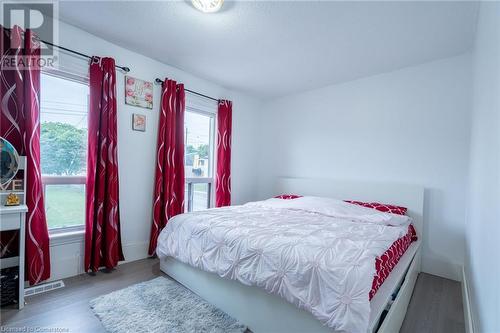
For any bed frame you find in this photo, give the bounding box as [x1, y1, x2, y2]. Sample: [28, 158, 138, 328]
[160, 177, 424, 333]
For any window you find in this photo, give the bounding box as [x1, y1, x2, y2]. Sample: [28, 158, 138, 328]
[40, 72, 89, 231]
[184, 100, 216, 212]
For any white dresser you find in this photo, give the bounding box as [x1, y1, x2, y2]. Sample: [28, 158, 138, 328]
[0, 205, 27, 309]
[0, 155, 27, 309]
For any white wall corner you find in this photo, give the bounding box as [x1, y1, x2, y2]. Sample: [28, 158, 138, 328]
[120, 241, 150, 264]
[48, 240, 150, 282]
[461, 265, 475, 333]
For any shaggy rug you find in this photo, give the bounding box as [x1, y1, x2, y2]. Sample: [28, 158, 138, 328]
[90, 276, 247, 333]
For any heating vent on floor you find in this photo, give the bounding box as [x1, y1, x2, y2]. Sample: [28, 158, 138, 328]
[24, 280, 65, 297]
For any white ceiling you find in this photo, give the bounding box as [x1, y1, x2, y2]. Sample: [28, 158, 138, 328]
[59, 1, 479, 99]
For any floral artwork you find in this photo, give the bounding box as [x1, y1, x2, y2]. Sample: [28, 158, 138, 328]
[125, 76, 153, 109]
[132, 114, 146, 132]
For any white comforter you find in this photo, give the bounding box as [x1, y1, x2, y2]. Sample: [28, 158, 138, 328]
[156, 197, 410, 332]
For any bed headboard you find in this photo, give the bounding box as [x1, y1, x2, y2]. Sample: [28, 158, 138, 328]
[275, 177, 424, 237]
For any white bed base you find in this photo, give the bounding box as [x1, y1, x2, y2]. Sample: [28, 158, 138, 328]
[161, 178, 424, 333]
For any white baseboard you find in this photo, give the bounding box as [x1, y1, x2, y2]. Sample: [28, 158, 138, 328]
[461, 266, 475, 333]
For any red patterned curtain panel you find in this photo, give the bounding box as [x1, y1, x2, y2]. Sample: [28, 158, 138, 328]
[215, 100, 233, 207]
[0, 26, 51, 284]
[148, 79, 185, 256]
[85, 57, 124, 272]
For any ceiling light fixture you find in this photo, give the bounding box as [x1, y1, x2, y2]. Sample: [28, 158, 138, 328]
[191, 0, 224, 13]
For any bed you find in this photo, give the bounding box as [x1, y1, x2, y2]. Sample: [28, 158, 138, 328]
[158, 178, 423, 333]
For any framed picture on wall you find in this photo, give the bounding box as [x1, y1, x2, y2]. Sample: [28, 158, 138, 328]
[125, 76, 153, 109]
[132, 114, 146, 132]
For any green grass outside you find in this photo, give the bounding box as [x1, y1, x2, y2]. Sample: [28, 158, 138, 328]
[45, 182, 208, 229]
[45, 185, 85, 229]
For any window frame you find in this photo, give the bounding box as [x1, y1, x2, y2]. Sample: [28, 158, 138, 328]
[40, 69, 89, 233]
[184, 96, 217, 212]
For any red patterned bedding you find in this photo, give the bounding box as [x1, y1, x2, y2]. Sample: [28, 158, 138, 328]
[370, 224, 417, 299]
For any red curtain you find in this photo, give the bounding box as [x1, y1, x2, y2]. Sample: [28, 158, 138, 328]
[85, 56, 124, 272]
[215, 100, 232, 207]
[0, 26, 51, 284]
[148, 79, 185, 256]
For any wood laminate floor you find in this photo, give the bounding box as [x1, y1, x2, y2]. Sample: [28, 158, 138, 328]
[1, 258, 464, 333]
[400, 272, 465, 333]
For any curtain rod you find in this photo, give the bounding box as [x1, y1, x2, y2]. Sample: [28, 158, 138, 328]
[2, 27, 130, 72]
[155, 78, 219, 102]
[41, 39, 130, 73]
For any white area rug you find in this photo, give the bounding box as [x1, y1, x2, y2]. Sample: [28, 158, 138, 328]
[90, 276, 247, 333]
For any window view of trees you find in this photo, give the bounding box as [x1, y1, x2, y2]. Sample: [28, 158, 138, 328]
[186, 144, 210, 177]
[39, 72, 89, 229]
[187, 144, 209, 159]
[40, 122, 87, 176]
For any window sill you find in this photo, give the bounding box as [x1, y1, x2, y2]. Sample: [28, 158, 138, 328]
[49, 229, 85, 246]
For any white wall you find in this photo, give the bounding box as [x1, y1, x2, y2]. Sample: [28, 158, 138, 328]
[48, 20, 261, 281]
[466, 3, 500, 332]
[257, 54, 472, 281]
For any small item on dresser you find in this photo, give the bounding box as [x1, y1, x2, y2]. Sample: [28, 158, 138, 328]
[4, 193, 20, 206]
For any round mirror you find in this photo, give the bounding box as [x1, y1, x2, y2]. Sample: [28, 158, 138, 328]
[1, 137, 20, 186]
